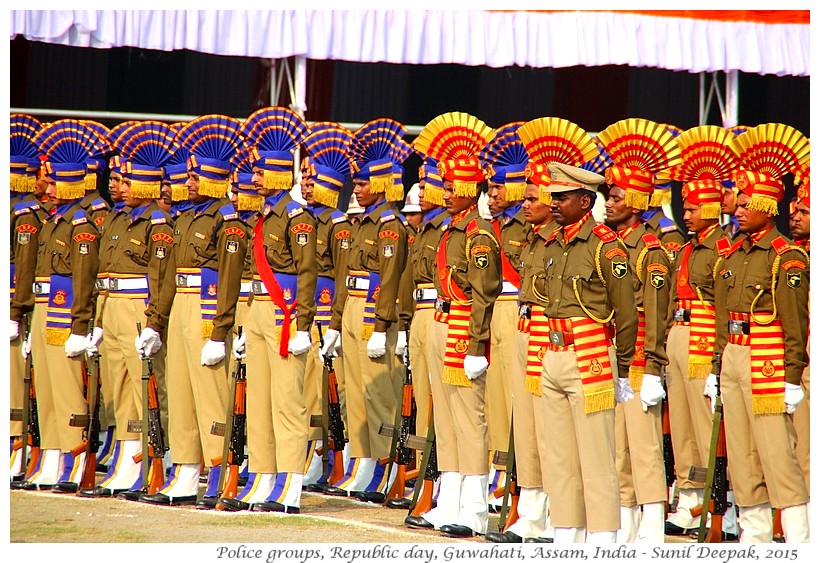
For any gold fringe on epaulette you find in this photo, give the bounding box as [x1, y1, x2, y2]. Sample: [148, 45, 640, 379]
[263, 170, 293, 191]
[45, 327, 71, 346]
[386, 182, 405, 203]
[748, 194, 779, 216]
[687, 361, 711, 379]
[628, 366, 644, 392]
[238, 192, 264, 212]
[753, 393, 786, 415]
[84, 174, 97, 192]
[131, 180, 161, 200]
[700, 202, 722, 220]
[424, 186, 445, 206]
[199, 177, 229, 199]
[313, 185, 340, 209]
[442, 366, 472, 387]
[625, 189, 650, 211]
[11, 174, 31, 193]
[370, 174, 392, 195]
[171, 184, 189, 202]
[505, 182, 526, 202]
[361, 324, 375, 340]
[649, 189, 672, 208]
[56, 181, 86, 201]
[201, 319, 214, 339]
[524, 375, 542, 396]
[453, 180, 477, 197]
[584, 389, 615, 414]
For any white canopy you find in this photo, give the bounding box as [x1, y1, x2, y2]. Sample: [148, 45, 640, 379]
[10, 9, 810, 77]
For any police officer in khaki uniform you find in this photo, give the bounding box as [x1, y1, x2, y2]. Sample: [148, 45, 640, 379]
[12, 120, 103, 493]
[711, 126, 810, 542]
[319, 119, 409, 501]
[139, 115, 246, 506]
[540, 162, 638, 543]
[409, 112, 500, 538]
[642, 175, 687, 262]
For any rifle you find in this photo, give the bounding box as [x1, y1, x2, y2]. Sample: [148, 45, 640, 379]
[661, 390, 675, 516]
[210, 326, 247, 507]
[496, 415, 520, 533]
[383, 329, 416, 503]
[691, 353, 729, 543]
[130, 323, 168, 494]
[314, 323, 347, 486]
[69, 320, 102, 492]
[11, 313, 40, 480]
[406, 397, 437, 517]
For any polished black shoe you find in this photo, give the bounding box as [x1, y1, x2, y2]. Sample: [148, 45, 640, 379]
[485, 530, 522, 543]
[96, 463, 109, 473]
[488, 505, 501, 514]
[723, 532, 739, 542]
[117, 490, 142, 501]
[440, 524, 475, 538]
[11, 473, 25, 483]
[139, 492, 197, 506]
[304, 482, 328, 493]
[404, 515, 434, 529]
[251, 501, 300, 514]
[323, 485, 353, 497]
[199, 473, 208, 484]
[353, 491, 385, 504]
[386, 497, 412, 510]
[11, 480, 52, 491]
[79, 486, 124, 498]
[664, 522, 694, 536]
[196, 496, 218, 510]
[524, 537, 554, 543]
[219, 497, 251, 511]
[52, 482, 80, 494]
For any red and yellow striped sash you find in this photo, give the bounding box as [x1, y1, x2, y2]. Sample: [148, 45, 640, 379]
[442, 303, 473, 388]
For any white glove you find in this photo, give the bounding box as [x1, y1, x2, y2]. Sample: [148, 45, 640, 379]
[135, 327, 162, 358]
[21, 331, 32, 359]
[232, 331, 247, 360]
[288, 331, 312, 356]
[464, 354, 489, 380]
[10, 320, 20, 341]
[367, 331, 387, 358]
[785, 382, 805, 415]
[65, 333, 88, 358]
[200, 339, 226, 366]
[319, 328, 341, 359]
[85, 327, 104, 356]
[615, 377, 635, 403]
[639, 374, 666, 411]
[395, 331, 407, 357]
[703, 373, 718, 413]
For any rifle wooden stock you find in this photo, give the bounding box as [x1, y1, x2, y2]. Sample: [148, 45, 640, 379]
[698, 353, 728, 543]
[661, 394, 675, 517]
[408, 399, 437, 517]
[16, 314, 34, 479]
[216, 328, 247, 507]
[773, 509, 784, 541]
[78, 342, 102, 492]
[498, 414, 519, 533]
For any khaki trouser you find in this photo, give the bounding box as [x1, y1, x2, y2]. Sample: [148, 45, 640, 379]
[514, 331, 550, 489]
[666, 325, 714, 490]
[721, 343, 808, 509]
[485, 300, 516, 458]
[165, 293, 229, 466]
[429, 317, 458, 472]
[95, 298, 114, 432]
[408, 307, 434, 444]
[541, 347, 620, 532]
[615, 392, 667, 506]
[340, 295, 398, 460]
[304, 339, 323, 442]
[10, 333, 25, 437]
[244, 298, 308, 474]
[30, 303, 86, 452]
[793, 363, 810, 492]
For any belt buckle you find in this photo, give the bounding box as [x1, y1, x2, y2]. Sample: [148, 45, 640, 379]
[108, 278, 119, 291]
[176, 274, 187, 287]
[252, 280, 264, 294]
[518, 304, 532, 319]
[550, 331, 566, 346]
[728, 320, 744, 335]
[95, 279, 105, 291]
[674, 308, 685, 322]
[415, 288, 424, 301]
[34, 282, 43, 294]
[346, 277, 357, 290]
[435, 298, 450, 313]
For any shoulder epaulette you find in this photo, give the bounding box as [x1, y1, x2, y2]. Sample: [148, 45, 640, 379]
[466, 219, 480, 237]
[286, 200, 304, 218]
[71, 209, 89, 226]
[330, 209, 347, 224]
[715, 237, 735, 258]
[13, 200, 40, 215]
[658, 217, 679, 233]
[150, 210, 168, 225]
[771, 236, 791, 256]
[90, 199, 109, 211]
[380, 210, 397, 223]
[219, 204, 239, 221]
[642, 233, 662, 250]
[592, 224, 617, 243]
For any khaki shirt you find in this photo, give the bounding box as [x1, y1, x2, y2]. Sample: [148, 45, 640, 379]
[517, 221, 557, 307]
[496, 206, 530, 282]
[35, 202, 101, 335]
[173, 198, 247, 342]
[78, 191, 111, 230]
[97, 205, 132, 279]
[433, 207, 502, 356]
[542, 216, 637, 376]
[10, 194, 50, 322]
[644, 208, 687, 262]
[621, 223, 671, 377]
[331, 199, 408, 333]
[713, 228, 809, 385]
[250, 193, 318, 333]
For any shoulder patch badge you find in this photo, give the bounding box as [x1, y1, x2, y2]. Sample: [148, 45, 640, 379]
[152, 232, 173, 243]
[379, 230, 399, 240]
[224, 226, 246, 238]
[782, 259, 806, 271]
[605, 247, 627, 260]
[74, 232, 96, 243]
[226, 240, 239, 254]
[382, 244, 395, 258]
[787, 271, 802, 288]
[650, 271, 666, 289]
[611, 261, 627, 278]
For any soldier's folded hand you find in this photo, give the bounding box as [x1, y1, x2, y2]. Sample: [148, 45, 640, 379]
[394, 331, 407, 357]
[232, 331, 247, 360]
[463, 355, 488, 380]
[366, 331, 387, 358]
[85, 327, 104, 357]
[785, 382, 805, 414]
[64, 332, 88, 358]
[288, 331, 312, 356]
[703, 374, 718, 413]
[21, 331, 31, 359]
[319, 328, 341, 359]
[615, 377, 635, 403]
[201, 339, 226, 366]
[639, 374, 665, 411]
[136, 327, 162, 358]
[10, 319, 19, 341]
